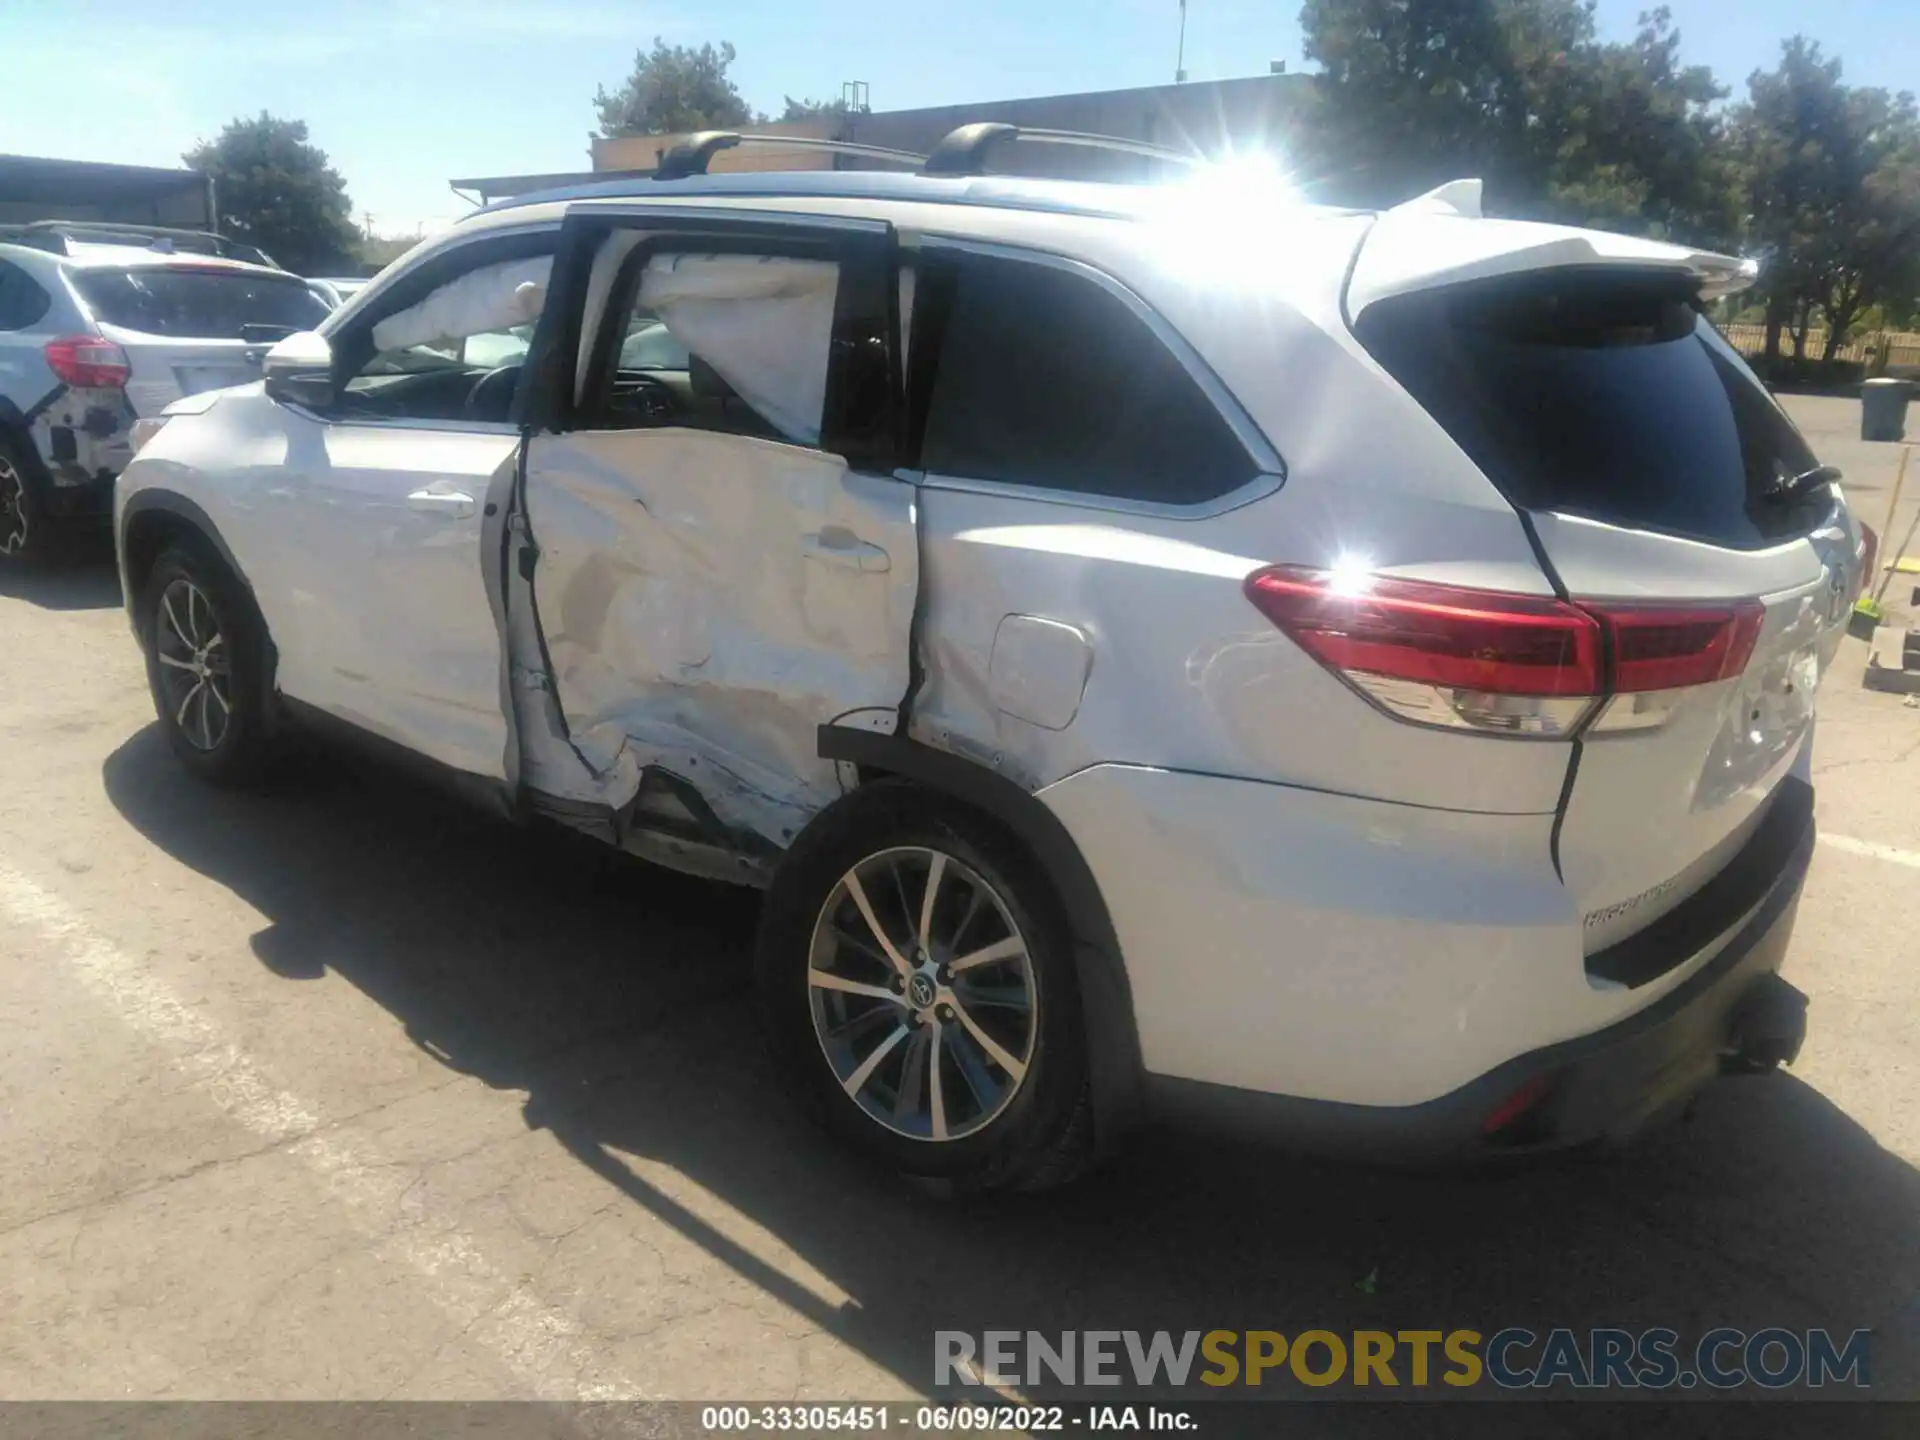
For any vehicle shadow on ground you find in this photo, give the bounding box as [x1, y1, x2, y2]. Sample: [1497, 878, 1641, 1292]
[0, 538, 122, 611]
[101, 727, 1919, 1430]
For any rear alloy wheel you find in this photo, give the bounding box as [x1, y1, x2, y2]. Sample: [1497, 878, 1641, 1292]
[141, 545, 274, 785]
[757, 784, 1094, 1193]
[808, 846, 1039, 1143]
[0, 438, 47, 565]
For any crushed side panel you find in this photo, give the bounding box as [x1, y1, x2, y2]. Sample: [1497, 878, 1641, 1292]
[516, 426, 916, 849]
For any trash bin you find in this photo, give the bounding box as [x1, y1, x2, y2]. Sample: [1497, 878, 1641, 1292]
[1862, 377, 1912, 441]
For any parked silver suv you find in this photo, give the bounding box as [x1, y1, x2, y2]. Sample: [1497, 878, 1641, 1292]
[0, 222, 330, 562]
[112, 137, 1866, 1191]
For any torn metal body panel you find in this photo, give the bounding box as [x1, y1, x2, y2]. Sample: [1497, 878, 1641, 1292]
[26, 383, 130, 517]
[514, 426, 917, 854]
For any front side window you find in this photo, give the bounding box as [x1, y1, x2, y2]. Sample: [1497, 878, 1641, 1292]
[336, 251, 552, 424]
[914, 250, 1256, 507]
[70, 265, 329, 339]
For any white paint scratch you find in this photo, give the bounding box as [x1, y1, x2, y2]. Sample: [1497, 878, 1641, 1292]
[0, 857, 645, 1403]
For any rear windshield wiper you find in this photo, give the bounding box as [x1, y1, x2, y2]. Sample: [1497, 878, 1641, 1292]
[1763, 464, 1842, 505]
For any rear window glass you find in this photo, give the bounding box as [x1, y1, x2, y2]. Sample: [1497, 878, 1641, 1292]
[1353, 269, 1824, 548]
[71, 266, 331, 340]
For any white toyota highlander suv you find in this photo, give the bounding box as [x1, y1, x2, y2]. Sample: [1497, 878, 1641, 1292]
[112, 133, 1866, 1191]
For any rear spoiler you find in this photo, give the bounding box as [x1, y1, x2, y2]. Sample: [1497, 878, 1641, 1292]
[1348, 180, 1761, 317]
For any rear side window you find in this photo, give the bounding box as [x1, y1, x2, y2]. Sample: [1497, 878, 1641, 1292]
[915, 251, 1255, 507]
[1353, 269, 1823, 548]
[70, 266, 331, 340]
[0, 261, 51, 330]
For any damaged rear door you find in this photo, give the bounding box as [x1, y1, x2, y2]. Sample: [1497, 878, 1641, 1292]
[513, 205, 916, 863]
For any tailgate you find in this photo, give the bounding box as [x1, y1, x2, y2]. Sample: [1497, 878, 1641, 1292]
[103, 330, 265, 417]
[69, 264, 329, 416]
[1352, 264, 1863, 956]
[1539, 512, 1849, 953]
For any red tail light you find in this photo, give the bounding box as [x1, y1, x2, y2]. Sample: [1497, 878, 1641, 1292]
[1245, 566, 1767, 738]
[44, 335, 131, 389]
[1590, 602, 1765, 693]
[1245, 569, 1602, 694]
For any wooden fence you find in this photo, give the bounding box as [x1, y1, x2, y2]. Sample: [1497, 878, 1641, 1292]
[1720, 323, 1920, 370]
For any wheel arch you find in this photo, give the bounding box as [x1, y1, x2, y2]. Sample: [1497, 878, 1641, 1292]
[0, 399, 48, 473]
[814, 724, 1146, 1146]
[119, 490, 253, 621]
[119, 489, 280, 722]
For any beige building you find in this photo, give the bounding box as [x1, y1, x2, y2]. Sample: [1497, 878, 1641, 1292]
[454, 73, 1319, 204]
[591, 118, 846, 176]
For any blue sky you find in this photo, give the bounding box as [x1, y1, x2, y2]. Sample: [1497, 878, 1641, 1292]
[2, 1, 1913, 236]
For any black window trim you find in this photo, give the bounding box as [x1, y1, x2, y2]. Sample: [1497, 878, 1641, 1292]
[0, 257, 54, 332]
[901, 235, 1286, 521]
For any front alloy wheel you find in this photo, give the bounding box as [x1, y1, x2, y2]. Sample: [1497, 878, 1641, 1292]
[141, 544, 273, 786]
[153, 577, 233, 752]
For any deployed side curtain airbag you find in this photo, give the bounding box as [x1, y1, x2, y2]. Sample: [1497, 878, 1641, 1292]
[371, 256, 551, 352]
[638, 253, 839, 445]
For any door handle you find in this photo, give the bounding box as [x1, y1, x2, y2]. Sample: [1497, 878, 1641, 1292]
[408, 488, 476, 519]
[802, 528, 890, 573]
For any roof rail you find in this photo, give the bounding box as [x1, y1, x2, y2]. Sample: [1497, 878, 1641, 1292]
[653, 132, 927, 182]
[921, 123, 1205, 178]
[0, 219, 280, 269]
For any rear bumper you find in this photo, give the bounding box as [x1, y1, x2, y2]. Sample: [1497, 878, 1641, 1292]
[1040, 763, 1815, 1160]
[1149, 829, 1810, 1159]
[41, 469, 116, 522]
[1144, 856, 1804, 1159]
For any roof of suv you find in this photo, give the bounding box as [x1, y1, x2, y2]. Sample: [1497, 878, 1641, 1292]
[477, 167, 1361, 225]
[0, 241, 294, 280]
[456, 167, 1755, 311]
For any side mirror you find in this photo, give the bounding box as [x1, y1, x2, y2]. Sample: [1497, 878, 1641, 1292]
[263, 331, 335, 410]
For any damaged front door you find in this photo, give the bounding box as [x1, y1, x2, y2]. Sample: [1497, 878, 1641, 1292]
[514, 207, 916, 861]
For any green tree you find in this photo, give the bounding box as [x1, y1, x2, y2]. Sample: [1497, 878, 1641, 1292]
[1299, 0, 1734, 244]
[182, 114, 358, 275]
[779, 95, 853, 123]
[1541, 9, 1735, 245]
[1299, 0, 1540, 204]
[1730, 38, 1920, 361]
[595, 38, 755, 137]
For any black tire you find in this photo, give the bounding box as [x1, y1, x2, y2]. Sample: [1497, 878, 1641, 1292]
[139, 543, 276, 786]
[755, 780, 1095, 1193]
[0, 431, 53, 567]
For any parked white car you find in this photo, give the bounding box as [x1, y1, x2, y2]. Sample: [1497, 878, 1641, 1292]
[0, 225, 330, 561]
[113, 155, 1865, 1190]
